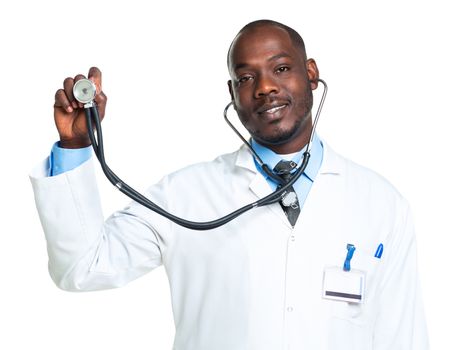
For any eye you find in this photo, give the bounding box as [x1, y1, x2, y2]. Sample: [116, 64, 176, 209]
[237, 75, 253, 85]
[276, 66, 290, 73]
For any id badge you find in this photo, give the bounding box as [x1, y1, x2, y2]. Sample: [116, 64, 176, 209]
[322, 266, 365, 304]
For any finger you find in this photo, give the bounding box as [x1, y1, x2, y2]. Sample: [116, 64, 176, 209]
[95, 91, 107, 120]
[73, 74, 86, 83]
[73, 74, 87, 108]
[54, 89, 73, 113]
[94, 90, 107, 105]
[63, 77, 78, 109]
[88, 67, 102, 94]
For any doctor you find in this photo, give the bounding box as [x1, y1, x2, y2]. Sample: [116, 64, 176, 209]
[30, 20, 429, 349]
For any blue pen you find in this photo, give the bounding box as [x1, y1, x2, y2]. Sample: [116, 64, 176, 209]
[374, 243, 384, 259]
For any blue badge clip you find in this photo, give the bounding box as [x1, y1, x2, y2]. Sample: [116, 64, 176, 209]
[374, 243, 384, 259]
[343, 244, 356, 271]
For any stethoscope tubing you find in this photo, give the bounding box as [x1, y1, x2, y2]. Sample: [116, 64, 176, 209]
[84, 79, 327, 230]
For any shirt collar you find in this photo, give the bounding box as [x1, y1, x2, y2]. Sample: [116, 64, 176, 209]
[250, 134, 323, 182]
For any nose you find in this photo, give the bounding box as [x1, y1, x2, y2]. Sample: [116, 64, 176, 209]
[254, 73, 279, 98]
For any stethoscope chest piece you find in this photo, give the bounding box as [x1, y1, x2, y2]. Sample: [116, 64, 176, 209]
[73, 79, 97, 105]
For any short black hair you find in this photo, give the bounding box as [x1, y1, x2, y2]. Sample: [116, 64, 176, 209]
[227, 19, 307, 68]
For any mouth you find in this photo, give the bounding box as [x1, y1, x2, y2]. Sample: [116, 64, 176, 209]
[257, 103, 289, 121]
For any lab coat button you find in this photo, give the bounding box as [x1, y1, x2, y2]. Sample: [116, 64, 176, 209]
[287, 306, 294, 312]
[290, 235, 295, 241]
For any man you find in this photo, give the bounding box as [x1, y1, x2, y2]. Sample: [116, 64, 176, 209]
[30, 20, 428, 349]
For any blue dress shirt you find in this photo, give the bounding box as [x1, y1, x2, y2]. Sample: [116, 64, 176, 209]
[250, 134, 323, 206]
[49, 142, 92, 176]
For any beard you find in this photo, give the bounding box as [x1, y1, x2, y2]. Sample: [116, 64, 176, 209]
[251, 111, 312, 146]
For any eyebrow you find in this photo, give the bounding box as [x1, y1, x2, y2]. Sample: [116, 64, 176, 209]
[233, 52, 292, 72]
[268, 52, 292, 61]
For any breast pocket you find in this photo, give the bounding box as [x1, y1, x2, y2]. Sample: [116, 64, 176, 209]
[326, 249, 381, 326]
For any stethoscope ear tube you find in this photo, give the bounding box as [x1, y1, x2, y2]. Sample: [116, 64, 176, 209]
[84, 79, 327, 230]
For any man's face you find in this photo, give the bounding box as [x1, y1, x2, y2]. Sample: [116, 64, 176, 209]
[228, 25, 318, 154]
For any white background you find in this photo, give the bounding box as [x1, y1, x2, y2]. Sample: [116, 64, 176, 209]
[1, 0, 453, 348]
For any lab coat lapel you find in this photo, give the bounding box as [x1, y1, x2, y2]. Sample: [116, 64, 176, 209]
[249, 173, 291, 226]
[235, 144, 293, 227]
[233, 139, 344, 228]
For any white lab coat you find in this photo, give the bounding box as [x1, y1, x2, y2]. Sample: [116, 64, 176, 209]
[30, 140, 429, 350]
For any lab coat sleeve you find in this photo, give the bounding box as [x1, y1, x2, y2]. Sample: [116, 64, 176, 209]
[373, 201, 429, 349]
[30, 157, 165, 291]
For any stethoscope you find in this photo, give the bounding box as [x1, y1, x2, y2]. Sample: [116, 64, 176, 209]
[72, 78, 327, 230]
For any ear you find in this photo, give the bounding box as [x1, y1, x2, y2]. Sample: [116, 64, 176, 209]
[227, 80, 234, 100]
[306, 58, 319, 90]
[227, 80, 237, 110]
